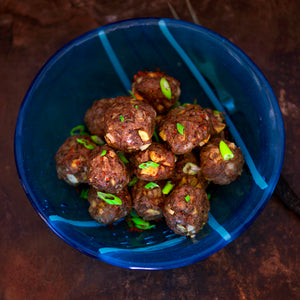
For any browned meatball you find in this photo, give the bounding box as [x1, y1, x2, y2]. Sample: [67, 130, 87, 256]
[131, 180, 165, 221]
[88, 186, 132, 224]
[173, 152, 208, 190]
[104, 96, 156, 152]
[158, 104, 211, 155]
[131, 71, 181, 114]
[163, 185, 210, 237]
[131, 142, 176, 181]
[200, 138, 244, 185]
[87, 145, 130, 193]
[55, 135, 98, 186]
[84, 97, 117, 137]
[204, 108, 226, 137]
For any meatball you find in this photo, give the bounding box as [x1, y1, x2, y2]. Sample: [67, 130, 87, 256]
[158, 104, 211, 155]
[104, 96, 156, 152]
[55, 135, 98, 186]
[84, 97, 118, 137]
[87, 145, 130, 193]
[174, 152, 208, 190]
[131, 142, 176, 181]
[204, 108, 226, 137]
[131, 71, 181, 114]
[131, 180, 165, 221]
[88, 186, 132, 224]
[200, 138, 244, 185]
[163, 185, 210, 237]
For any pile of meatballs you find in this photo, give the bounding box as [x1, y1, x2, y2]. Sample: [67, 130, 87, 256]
[55, 71, 244, 237]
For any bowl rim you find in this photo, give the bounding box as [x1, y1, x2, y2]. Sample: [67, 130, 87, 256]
[14, 17, 285, 270]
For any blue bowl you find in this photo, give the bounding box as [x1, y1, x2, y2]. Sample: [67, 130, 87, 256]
[14, 18, 284, 270]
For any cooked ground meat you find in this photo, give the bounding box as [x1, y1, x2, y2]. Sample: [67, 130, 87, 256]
[88, 186, 132, 224]
[55, 135, 98, 186]
[204, 108, 226, 137]
[158, 104, 211, 155]
[104, 96, 156, 152]
[131, 142, 176, 181]
[200, 138, 244, 185]
[131, 71, 181, 114]
[163, 185, 210, 237]
[87, 145, 130, 193]
[131, 180, 165, 221]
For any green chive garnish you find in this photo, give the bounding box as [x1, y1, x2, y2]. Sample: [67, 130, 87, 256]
[144, 182, 159, 189]
[139, 161, 160, 169]
[70, 125, 88, 136]
[100, 150, 107, 157]
[162, 181, 174, 195]
[76, 138, 95, 150]
[135, 105, 138, 109]
[193, 99, 197, 104]
[207, 193, 211, 200]
[120, 115, 124, 122]
[213, 110, 220, 114]
[160, 77, 172, 99]
[128, 176, 139, 187]
[97, 192, 122, 205]
[117, 152, 129, 163]
[128, 90, 137, 99]
[131, 217, 155, 230]
[153, 127, 160, 143]
[91, 135, 105, 145]
[185, 195, 190, 202]
[219, 140, 234, 160]
[177, 123, 184, 135]
[80, 188, 89, 199]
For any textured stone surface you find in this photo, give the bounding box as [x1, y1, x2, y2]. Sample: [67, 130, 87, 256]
[0, 0, 299, 299]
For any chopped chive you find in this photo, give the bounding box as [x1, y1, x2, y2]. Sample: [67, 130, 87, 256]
[128, 90, 137, 99]
[118, 152, 129, 163]
[120, 115, 124, 122]
[207, 193, 211, 200]
[76, 138, 95, 150]
[177, 123, 184, 135]
[144, 182, 159, 189]
[97, 192, 122, 205]
[160, 77, 172, 99]
[91, 135, 105, 145]
[80, 188, 89, 199]
[100, 150, 107, 157]
[213, 110, 220, 114]
[162, 181, 174, 195]
[135, 105, 138, 109]
[131, 217, 155, 230]
[185, 195, 190, 202]
[139, 161, 160, 169]
[70, 125, 88, 136]
[153, 127, 160, 142]
[128, 176, 139, 187]
[219, 140, 234, 160]
[193, 98, 197, 104]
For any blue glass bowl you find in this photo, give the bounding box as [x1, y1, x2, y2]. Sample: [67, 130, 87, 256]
[14, 18, 284, 270]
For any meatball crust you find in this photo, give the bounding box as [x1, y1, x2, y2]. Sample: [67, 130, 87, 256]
[174, 152, 208, 190]
[87, 145, 130, 193]
[132, 71, 181, 114]
[204, 108, 226, 137]
[84, 97, 118, 137]
[88, 187, 132, 224]
[131, 180, 165, 221]
[159, 104, 211, 155]
[163, 185, 210, 237]
[200, 138, 244, 185]
[104, 96, 156, 152]
[131, 142, 176, 181]
[55, 135, 98, 186]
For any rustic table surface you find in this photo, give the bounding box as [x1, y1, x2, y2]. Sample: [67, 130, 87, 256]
[1, 1, 299, 299]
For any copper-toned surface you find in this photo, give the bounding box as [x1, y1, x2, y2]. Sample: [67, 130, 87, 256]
[1, 1, 299, 299]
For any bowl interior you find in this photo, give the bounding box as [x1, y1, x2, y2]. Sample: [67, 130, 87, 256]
[15, 18, 284, 270]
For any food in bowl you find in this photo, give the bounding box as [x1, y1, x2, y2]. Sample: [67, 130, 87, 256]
[54, 70, 244, 238]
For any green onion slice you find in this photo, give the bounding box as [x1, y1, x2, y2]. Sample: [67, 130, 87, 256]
[117, 152, 129, 164]
[213, 110, 220, 114]
[144, 182, 159, 189]
[153, 127, 160, 143]
[128, 90, 137, 99]
[76, 138, 95, 150]
[135, 105, 138, 109]
[91, 135, 105, 145]
[177, 123, 184, 135]
[70, 125, 88, 136]
[185, 195, 190, 202]
[139, 161, 160, 169]
[219, 140, 234, 160]
[160, 77, 172, 99]
[207, 193, 211, 200]
[80, 188, 89, 199]
[193, 99, 197, 104]
[97, 192, 122, 205]
[100, 150, 107, 157]
[162, 181, 174, 195]
[131, 217, 155, 230]
[120, 115, 124, 122]
[128, 176, 139, 187]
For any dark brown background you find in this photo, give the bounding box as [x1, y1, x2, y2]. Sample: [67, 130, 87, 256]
[0, 0, 299, 299]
